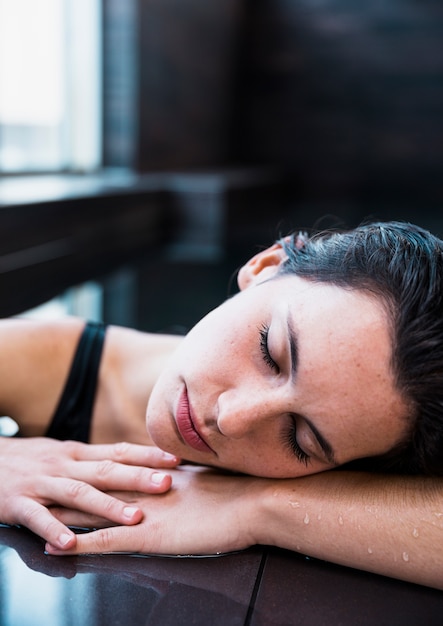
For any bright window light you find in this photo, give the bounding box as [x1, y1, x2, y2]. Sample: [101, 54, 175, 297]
[0, 0, 102, 172]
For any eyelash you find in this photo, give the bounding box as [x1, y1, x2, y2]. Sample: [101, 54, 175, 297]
[259, 324, 279, 373]
[285, 418, 310, 466]
[259, 325, 310, 465]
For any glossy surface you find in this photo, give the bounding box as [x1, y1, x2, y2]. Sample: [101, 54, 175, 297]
[1, 525, 443, 625]
[252, 548, 443, 626]
[0, 526, 261, 626]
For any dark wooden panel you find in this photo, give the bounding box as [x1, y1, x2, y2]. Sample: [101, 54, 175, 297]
[0, 177, 171, 316]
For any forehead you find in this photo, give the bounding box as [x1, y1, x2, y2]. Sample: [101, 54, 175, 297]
[269, 273, 387, 332]
[270, 275, 394, 384]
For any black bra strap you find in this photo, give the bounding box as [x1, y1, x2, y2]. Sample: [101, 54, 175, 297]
[46, 321, 107, 443]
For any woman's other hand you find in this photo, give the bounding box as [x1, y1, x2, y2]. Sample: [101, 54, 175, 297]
[0, 437, 179, 550]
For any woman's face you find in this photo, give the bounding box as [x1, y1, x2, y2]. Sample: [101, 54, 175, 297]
[146, 245, 409, 478]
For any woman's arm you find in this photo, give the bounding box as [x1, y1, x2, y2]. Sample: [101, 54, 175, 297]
[46, 468, 443, 590]
[256, 471, 443, 589]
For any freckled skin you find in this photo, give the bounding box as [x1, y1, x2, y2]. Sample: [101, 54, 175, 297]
[146, 269, 409, 479]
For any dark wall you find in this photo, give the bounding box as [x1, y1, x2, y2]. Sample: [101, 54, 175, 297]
[100, 0, 443, 330]
[103, 0, 244, 171]
[231, 0, 443, 222]
[105, 0, 443, 218]
[137, 0, 243, 171]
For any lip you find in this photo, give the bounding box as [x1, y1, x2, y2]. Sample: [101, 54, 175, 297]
[176, 387, 214, 454]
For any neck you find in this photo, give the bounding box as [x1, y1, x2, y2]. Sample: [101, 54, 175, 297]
[90, 326, 183, 444]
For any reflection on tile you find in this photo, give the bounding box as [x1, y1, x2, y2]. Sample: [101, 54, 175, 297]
[0, 526, 262, 626]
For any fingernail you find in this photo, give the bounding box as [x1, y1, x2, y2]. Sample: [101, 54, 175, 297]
[151, 472, 167, 485]
[59, 533, 74, 548]
[123, 506, 139, 519]
[162, 452, 178, 462]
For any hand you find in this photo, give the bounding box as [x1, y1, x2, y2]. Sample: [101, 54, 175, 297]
[45, 466, 264, 556]
[0, 437, 179, 550]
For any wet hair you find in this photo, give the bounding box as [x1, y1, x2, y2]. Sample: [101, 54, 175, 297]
[278, 221, 443, 476]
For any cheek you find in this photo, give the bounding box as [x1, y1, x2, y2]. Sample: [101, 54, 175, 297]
[177, 293, 262, 382]
[186, 321, 250, 372]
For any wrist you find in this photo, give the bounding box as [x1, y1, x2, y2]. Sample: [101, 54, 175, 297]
[242, 477, 283, 547]
[213, 474, 272, 551]
[253, 476, 324, 552]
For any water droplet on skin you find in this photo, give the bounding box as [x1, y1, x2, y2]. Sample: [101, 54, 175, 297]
[433, 512, 443, 519]
[304, 513, 310, 524]
[317, 514, 322, 521]
[289, 500, 300, 508]
[338, 515, 344, 526]
[402, 552, 409, 562]
[367, 547, 373, 554]
[412, 528, 419, 538]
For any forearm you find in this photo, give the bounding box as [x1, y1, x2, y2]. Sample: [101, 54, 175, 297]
[256, 471, 443, 589]
[43, 467, 443, 591]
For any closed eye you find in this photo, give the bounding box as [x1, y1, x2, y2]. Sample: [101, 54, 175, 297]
[283, 416, 310, 465]
[259, 324, 279, 373]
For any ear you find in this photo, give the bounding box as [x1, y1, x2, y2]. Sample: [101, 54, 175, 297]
[237, 243, 288, 290]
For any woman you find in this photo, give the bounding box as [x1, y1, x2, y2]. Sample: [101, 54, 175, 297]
[2, 220, 443, 588]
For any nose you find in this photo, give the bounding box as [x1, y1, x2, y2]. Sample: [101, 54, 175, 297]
[216, 387, 287, 439]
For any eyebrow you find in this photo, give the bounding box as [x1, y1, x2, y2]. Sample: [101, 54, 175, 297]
[286, 311, 338, 467]
[286, 312, 299, 384]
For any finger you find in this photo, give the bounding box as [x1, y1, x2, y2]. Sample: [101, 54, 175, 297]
[66, 441, 180, 468]
[66, 459, 173, 494]
[50, 507, 114, 529]
[45, 524, 151, 556]
[42, 477, 144, 527]
[15, 498, 77, 550]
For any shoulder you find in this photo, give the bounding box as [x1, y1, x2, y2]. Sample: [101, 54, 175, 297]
[0, 316, 87, 433]
[0, 316, 86, 367]
[0, 317, 87, 374]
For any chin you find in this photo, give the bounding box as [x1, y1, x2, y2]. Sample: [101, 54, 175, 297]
[146, 419, 176, 455]
[145, 412, 162, 446]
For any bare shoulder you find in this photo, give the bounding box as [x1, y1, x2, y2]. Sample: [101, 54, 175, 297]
[0, 316, 86, 433]
[0, 316, 85, 364]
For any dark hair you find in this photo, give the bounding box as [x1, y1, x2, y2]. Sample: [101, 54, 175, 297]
[279, 221, 443, 476]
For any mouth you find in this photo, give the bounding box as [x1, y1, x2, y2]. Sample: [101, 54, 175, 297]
[176, 387, 214, 454]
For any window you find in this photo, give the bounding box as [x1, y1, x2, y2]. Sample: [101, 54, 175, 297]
[0, 0, 102, 172]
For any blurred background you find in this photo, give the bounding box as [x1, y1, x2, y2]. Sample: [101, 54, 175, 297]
[0, 0, 442, 331]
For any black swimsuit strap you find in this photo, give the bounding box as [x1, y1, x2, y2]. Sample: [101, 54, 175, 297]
[46, 321, 107, 443]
